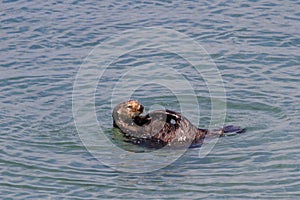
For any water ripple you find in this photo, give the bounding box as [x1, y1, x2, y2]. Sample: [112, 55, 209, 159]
[1, 0, 300, 199]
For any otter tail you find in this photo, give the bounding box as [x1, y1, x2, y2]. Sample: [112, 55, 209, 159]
[201, 125, 246, 138]
[190, 125, 246, 148]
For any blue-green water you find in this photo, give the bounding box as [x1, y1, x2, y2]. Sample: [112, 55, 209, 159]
[1, 0, 300, 199]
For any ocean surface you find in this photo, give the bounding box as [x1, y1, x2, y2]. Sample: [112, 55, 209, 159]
[1, 0, 300, 199]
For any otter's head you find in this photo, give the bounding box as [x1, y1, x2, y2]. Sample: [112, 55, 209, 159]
[113, 100, 144, 121]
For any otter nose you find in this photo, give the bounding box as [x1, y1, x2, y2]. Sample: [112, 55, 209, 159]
[138, 105, 144, 112]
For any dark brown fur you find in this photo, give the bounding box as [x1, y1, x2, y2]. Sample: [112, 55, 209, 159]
[112, 100, 245, 148]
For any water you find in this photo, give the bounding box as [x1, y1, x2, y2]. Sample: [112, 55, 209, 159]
[1, 0, 300, 199]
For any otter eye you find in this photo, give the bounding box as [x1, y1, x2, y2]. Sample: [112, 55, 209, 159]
[127, 105, 132, 109]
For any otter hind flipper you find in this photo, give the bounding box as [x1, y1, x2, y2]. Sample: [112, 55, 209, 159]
[222, 125, 246, 135]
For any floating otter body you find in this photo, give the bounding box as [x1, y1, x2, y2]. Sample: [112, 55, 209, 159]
[112, 100, 245, 148]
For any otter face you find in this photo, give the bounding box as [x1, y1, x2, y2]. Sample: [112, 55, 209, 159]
[126, 100, 144, 118]
[117, 100, 144, 119]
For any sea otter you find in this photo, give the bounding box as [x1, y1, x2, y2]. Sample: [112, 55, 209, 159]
[112, 100, 245, 148]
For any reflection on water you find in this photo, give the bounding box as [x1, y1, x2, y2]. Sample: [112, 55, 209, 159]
[1, 0, 300, 199]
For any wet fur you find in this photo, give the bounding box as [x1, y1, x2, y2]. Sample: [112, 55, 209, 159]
[113, 100, 245, 148]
